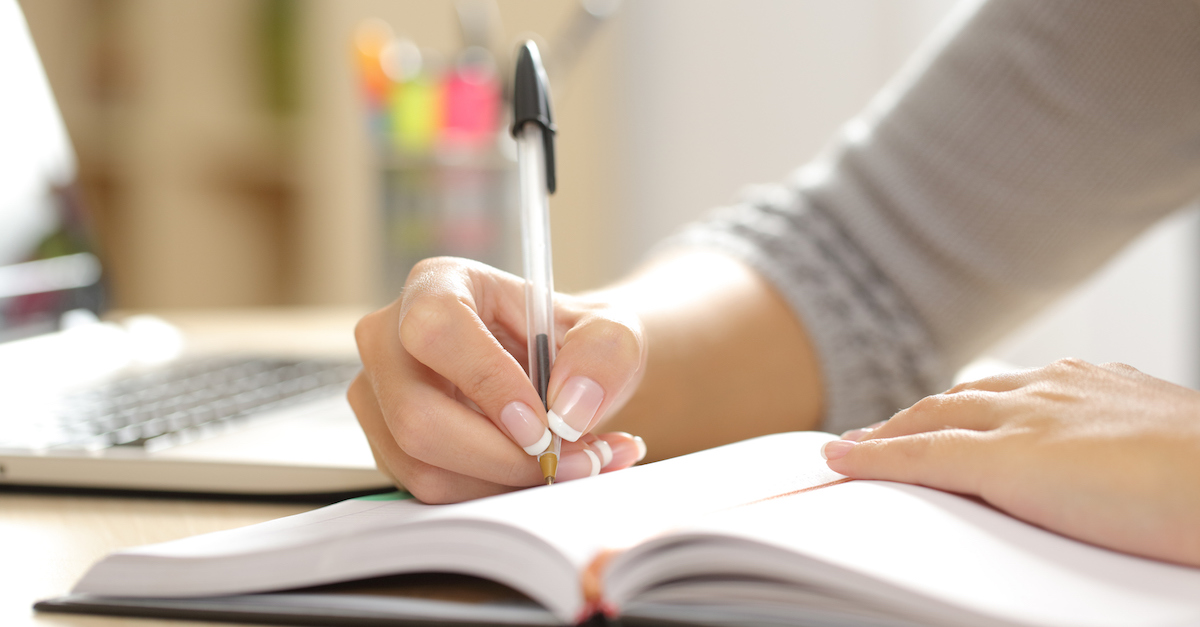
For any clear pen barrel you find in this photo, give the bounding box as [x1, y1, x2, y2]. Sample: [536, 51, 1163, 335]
[516, 124, 556, 408]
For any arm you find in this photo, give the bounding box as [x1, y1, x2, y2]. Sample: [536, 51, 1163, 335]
[595, 250, 822, 461]
[352, 0, 1200, 504]
[670, 0, 1200, 434]
[805, 0, 1200, 566]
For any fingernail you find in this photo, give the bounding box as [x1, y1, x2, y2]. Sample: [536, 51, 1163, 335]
[547, 377, 604, 442]
[500, 401, 551, 455]
[821, 440, 857, 461]
[557, 448, 601, 481]
[633, 436, 647, 462]
[590, 438, 613, 467]
[840, 427, 873, 442]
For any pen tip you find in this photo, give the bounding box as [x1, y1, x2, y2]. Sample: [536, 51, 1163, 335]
[539, 452, 558, 485]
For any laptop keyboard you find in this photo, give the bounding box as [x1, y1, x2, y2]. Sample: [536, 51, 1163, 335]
[44, 357, 361, 452]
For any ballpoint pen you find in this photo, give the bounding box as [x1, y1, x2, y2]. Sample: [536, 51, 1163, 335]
[511, 41, 560, 485]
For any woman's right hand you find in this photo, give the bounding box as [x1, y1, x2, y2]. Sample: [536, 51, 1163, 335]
[348, 257, 648, 504]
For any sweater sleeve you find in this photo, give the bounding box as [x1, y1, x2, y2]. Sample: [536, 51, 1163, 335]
[668, 0, 1200, 433]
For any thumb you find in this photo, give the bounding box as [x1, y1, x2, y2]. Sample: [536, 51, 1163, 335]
[544, 308, 646, 441]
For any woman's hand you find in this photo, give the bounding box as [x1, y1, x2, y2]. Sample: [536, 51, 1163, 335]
[824, 358, 1200, 567]
[349, 257, 647, 504]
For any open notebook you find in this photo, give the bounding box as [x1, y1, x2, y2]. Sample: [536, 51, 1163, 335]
[38, 432, 1200, 627]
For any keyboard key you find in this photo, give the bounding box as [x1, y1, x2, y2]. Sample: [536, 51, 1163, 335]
[35, 356, 359, 452]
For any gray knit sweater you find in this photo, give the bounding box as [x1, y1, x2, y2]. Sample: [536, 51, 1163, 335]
[672, 0, 1200, 434]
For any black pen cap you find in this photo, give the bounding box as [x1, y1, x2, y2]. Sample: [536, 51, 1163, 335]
[511, 40, 557, 194]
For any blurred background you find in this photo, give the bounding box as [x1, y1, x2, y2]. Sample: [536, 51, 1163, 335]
[17, 0, 1200, 387]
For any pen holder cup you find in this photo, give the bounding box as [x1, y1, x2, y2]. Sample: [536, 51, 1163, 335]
[376, 150, 519, 303]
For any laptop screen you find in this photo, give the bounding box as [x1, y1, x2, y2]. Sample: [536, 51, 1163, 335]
[0, 0, 105, 343]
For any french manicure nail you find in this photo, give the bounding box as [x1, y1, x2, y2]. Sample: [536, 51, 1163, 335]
[557, 448, 601, 481]
[633, 436, 647, 462]
[547, 377, 604, 442]
[592, 439, 613, 467]
[821, 440, 857, 461]
[500, 401, 551, 455]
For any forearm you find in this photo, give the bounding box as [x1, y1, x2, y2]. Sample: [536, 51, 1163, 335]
[641, 2, 1200, 438]
[591, 249, 823, 460]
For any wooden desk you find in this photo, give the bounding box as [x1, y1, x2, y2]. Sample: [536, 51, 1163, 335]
[1, 492, 314, 627]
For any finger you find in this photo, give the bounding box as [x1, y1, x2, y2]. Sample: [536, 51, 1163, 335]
[865, 389, 1008, 441]
[580, 433, 613, 468]
[357, 305, 545, 486]
[840, 420, 888, 442]
[556, 439, 603, 481]
[824, 429, 994, 497]
[395, 264, 553, 456]
[555, 433, 649, 481]
[1098, 361, 1149, 379]
[944, 367, 1043, 394]
[545, 311, 645, 441]
[349, 373, 518, 503]
[347, 374, 400, 486]
[382, 348, 547, 486]
[594, 432, 647, 472]
[366, 440, 399, 486]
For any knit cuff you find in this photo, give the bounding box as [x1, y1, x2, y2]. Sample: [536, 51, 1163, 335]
[660, 184, 949, 434]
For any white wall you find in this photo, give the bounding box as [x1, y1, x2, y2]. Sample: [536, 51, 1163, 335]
[614, 0, 1200, 389]
[614, 0, 961, 270]
[988, 210, 1200, 388]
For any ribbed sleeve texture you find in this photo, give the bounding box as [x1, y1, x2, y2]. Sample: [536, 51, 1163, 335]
[668, 0, 1200, 434]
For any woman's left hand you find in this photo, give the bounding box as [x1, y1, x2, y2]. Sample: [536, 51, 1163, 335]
[823, 358, 1200, 567]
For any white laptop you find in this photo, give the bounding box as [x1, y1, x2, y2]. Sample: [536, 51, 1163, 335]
[0, 0, 390, 497]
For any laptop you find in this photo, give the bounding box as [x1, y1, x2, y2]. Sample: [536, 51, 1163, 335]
[0, 0, 390, 497]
